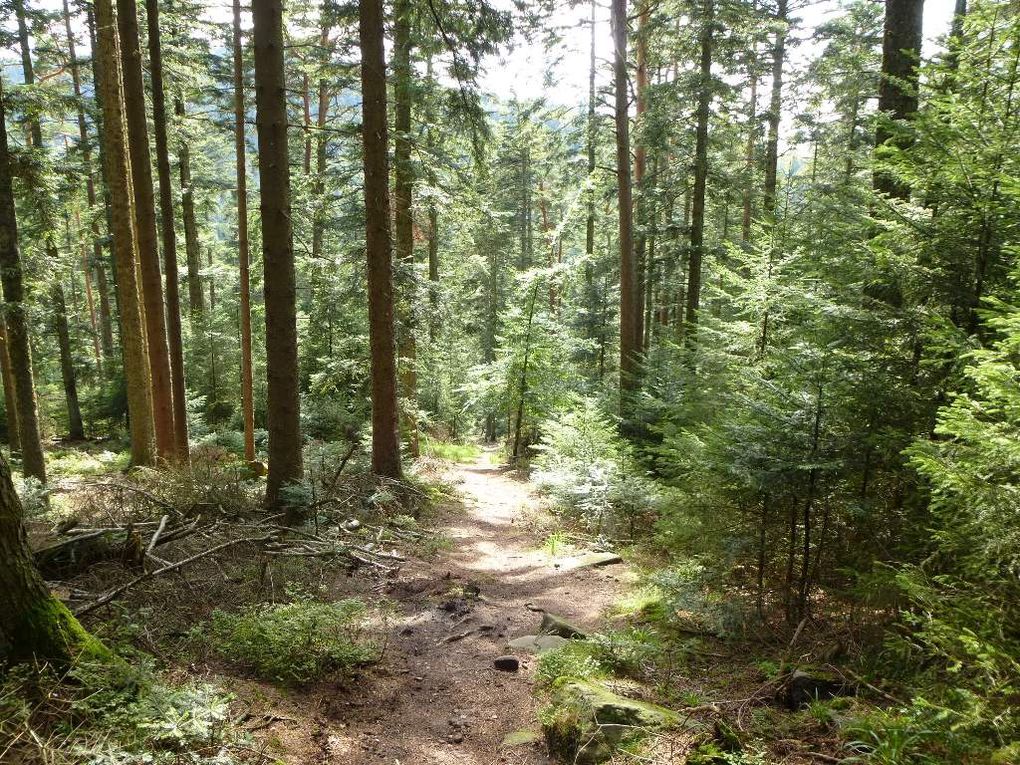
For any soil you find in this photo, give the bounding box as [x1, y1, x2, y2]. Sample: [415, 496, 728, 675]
[238, 449, 637, 764]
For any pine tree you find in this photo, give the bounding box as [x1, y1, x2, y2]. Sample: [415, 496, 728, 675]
[253, 0, 305, 512]
[360, 0, 402, 479]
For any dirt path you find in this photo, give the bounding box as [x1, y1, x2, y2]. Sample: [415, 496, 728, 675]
[255, 450, 635, 764]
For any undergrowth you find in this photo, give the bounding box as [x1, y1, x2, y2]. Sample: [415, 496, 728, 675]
[0, 658, 247, 764]
[194, 595, 378, 684]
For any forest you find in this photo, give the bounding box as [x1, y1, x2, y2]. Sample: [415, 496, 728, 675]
[0, 0, 1017, 762]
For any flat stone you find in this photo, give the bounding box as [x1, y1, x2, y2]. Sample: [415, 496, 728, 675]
[501, 729, 542, 747]
[541, 612, 587, 639]
[574, 552, 623, 569]
[507, 634, 569, 654]
[494, 655, 520, 672]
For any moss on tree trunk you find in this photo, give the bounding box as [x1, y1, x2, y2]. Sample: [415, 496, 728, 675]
[0, 453, 107, 665]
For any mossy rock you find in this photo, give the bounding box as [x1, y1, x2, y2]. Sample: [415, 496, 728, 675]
[542, 678, 693, 764]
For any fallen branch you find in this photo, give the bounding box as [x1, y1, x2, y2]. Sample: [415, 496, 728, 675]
[74, 534, 272, 615]
[145, 515, 169, 558]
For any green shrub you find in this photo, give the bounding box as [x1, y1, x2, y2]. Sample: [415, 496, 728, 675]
[198, 597, 376, 683]
[532, 398, 657, 534]
[536, 642, 604, 686]
[0, 659, 242, 765]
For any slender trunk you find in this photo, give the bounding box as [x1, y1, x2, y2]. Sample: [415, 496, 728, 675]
[147, 0, 190, 462]
[64, 0, 113, 364]
[873, 0, 924, 199]
[253, 0, 304, 511]
[75, 209, 103, 368]
[511, 282, 541, 464]
[302, 71, 313, 176]
[763, 0, 787, 216]
[310, 14, 331, 264]
[0, 319, 20, 451]
[685, 0, 714, 331]
[16, 0, 83, 456]
[177, 99, 205, 319]
[393, 0, 419, 458]
[360, 0, 402, 479]
[94, 0, 155, 467]
[613, 0, 639, 405]
[742, 4, 758, 244]
[798, 383, 824, 619]
[585, 0, 598, 351]
[51, 283, 84, 439]
[234, 0, 256, 464]
[756, 492, 768, 620]
[117, 0, 177, 461]
[633, 0, 649, 348]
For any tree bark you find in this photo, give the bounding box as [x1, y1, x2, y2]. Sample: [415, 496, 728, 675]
[147, 0, 190, 462]
[685, 0, 714, 330]
[15, 0, 85, 448]
[585, 0, 598, 351]
[360, 0, 402, 479]
[177, 99, 205, 320]
[0, 79, 46, 482]
[0, 319, 20, 451]
[64, 0, 113, 364]
[742, 1, 759, 244]
[253, 0, 304, 512]
[873, 0, 924, 199]
[234, 0, 256, 465]
[0, 451, 107, 665]
[634, 0, 649, 352]
[393, 0, 419, 458]
[612, 0, 639, 405]
[94, 0, 156, 467]
[763, 0, 787, 216]
[117, 0, 177, 461]
[51, 283, 84, 440]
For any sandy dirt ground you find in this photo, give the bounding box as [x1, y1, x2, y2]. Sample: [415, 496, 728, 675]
[239, 450, 636, 764]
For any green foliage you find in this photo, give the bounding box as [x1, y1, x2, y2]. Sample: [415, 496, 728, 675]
[532, 398, 657, 534]
[196, 597, 376, 684]
[420, 438, 481, 463]
[0, 659, 244, 765]
[536, 641, 604, 686]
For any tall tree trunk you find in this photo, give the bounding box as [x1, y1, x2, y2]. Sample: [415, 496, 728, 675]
[685, 0, 714, 331]
[310, 11, 331, 265]
[85, 4, 121, 355]
[0, 319, 20, 451]
[633, 0, 649, 350]
[15, 0, 85, 447]
[742, 2, 758, 244]
[234, 0, 256, 465]
[0, 452, 106, 665]
[63, 0, 113, 364]
[393, 0, 419, 458]
[360, 0, 402, 479]
[177, 99, 205, 320]
[50, 282, 84, 439]
[94, 0, 156, 467]
[585, 0, 598, 354]
[74, 209, 103, 369]
[146, 0, 190, 462]
[253, 0, 304, 512]
[612, 0, 639, 405]
[763, 0, 787, 216]
[0, 84, 44, 480]
[117, 0, 177, 461]
[873, 0, 924, 199]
